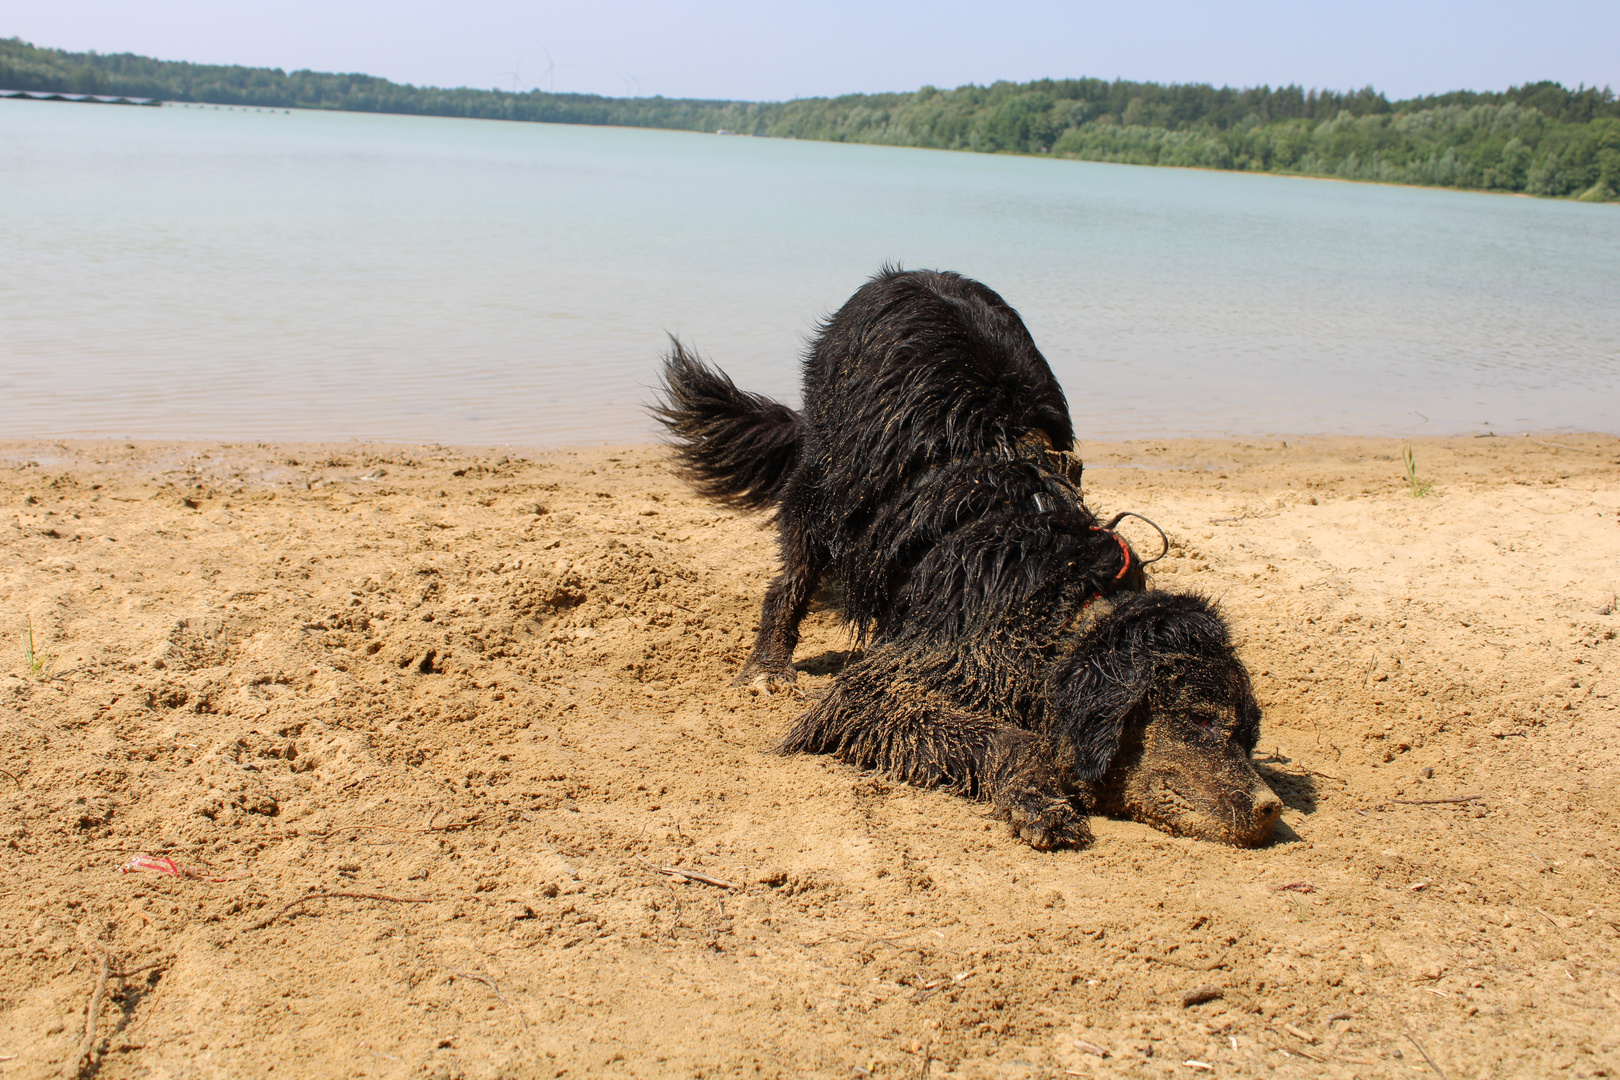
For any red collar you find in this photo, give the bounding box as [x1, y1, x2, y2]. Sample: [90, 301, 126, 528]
[1048, 527, 1133, 640]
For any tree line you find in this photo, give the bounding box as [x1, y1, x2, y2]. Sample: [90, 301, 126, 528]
[4, 37, 1615, 201]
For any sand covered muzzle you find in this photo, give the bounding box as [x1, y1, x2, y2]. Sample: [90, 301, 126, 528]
[1093, 708, 1284, 847]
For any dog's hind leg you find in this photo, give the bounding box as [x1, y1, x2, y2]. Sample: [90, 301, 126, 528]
[778, 657, 1092, 849]
[733, 524, 828, 691]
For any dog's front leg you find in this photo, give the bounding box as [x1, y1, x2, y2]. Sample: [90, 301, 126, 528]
[982, 730, 1093, 850]
[778, 659, 1092, 850]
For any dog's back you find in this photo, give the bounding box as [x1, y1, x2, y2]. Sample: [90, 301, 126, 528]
[794, 269, 1090, 634]
[801, 269, 1074, 509]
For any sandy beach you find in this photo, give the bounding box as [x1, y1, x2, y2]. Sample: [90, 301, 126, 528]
[2, 433, 1617, 1079]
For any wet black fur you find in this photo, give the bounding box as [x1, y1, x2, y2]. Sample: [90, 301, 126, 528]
[656, 268, 1266, 848]
[656, 267, 1116, 680]
[650, 342, 803, 514]
[784, 591, 1262, 786]
[780, 591, 1261, 847]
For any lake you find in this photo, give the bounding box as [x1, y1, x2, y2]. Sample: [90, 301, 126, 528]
[3, 99, 1617, 446]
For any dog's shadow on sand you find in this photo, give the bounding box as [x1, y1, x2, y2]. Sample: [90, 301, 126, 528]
[1255, 758, 1324, 843]
[1267, 819, 1307, 846]
[796, 650, 854, 677]
[1256, 763, 1320, 814]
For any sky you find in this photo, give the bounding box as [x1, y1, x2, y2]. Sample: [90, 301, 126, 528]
[4, 0, 1617, 103]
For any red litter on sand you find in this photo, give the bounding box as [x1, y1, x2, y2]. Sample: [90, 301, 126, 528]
[118, 854, 230, 882]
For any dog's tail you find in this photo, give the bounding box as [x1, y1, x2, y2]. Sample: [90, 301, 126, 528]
[652, 338, 803, 512]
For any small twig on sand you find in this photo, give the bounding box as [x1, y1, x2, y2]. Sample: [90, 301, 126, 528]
[1142, 954, 1225, 972]
[1269, 881, 1316, 894]
[1535, 907, 1572, 931]
[1265, 1026, 1327, 1061]
[1406, 1031, 1448, 1079]
[61, 949, 111, 1080]
[653, 865, 739, 890]
[247, 891, 434, 930]
[427, 816, 484, 832]
[0, 766, 19, 789]
[447, 968, 530, 1036]
[1526, 439, 1604, 455]
[110, 956, 175, 980]
[1181, 985, 1223, 1007]
[296, 815, 486, 841]
[1391, 795, 1481, 806]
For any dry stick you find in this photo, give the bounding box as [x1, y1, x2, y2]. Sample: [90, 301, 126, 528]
[1390, 795, 1482, 806]
[1073, 1038, 1109, 1059]
[1534, 907, 1570, 931]
[1527, 439, 1605, 455]
[61, 949, 111, 1080]
[1406, 1031, 1448, 1080]
[109, 956, 175, 980]
[0, 766, 19, 789]
[293, 816, 486, 841]
[447, 969, 530, 1036]
[1142, 954, 1225, 972]
[426, 817, 484, 832]
[654, 865, 740, 890]
[1304, 769, 1346, 783]
[247, 891, 435, 931]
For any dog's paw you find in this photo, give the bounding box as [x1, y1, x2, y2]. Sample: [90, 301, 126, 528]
[1001, 797, 1092, 851]
[731, 665, 798, 693]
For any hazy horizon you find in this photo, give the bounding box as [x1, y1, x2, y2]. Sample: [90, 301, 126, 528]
[6, 0, 1617, 104]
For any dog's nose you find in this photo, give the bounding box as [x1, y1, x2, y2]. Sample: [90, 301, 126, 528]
[1253, 789, 1283, 831]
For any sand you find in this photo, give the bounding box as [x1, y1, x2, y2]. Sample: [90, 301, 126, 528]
[1, 433, 1617, 1079]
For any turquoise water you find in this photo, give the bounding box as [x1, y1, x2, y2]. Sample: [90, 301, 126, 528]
[3, 98, 1617, 445]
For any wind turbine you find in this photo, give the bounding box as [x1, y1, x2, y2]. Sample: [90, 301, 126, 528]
[540, 48, 555, 93]
[495, 56, 524, 93]
[618, 73, 641, 97]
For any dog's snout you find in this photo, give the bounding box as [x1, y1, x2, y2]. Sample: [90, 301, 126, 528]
[1252, 788, 1283, 830]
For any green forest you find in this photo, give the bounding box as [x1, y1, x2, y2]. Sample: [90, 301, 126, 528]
[4, 36, 1616, 201]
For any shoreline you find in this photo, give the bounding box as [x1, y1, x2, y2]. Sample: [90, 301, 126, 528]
[7, 91, 1615, 207]
[3, 435, 1617, 1075]
[3, 428, 1615, 471]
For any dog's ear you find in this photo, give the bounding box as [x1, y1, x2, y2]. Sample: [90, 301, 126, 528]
[1047, 591, 1237, 780]
[1046, 644, 1155, 781]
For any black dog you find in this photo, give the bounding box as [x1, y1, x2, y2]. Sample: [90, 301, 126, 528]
[656, 268, 1281, 848]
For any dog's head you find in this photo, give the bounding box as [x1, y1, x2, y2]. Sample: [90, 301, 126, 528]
[1045, 591, 1282, 847]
